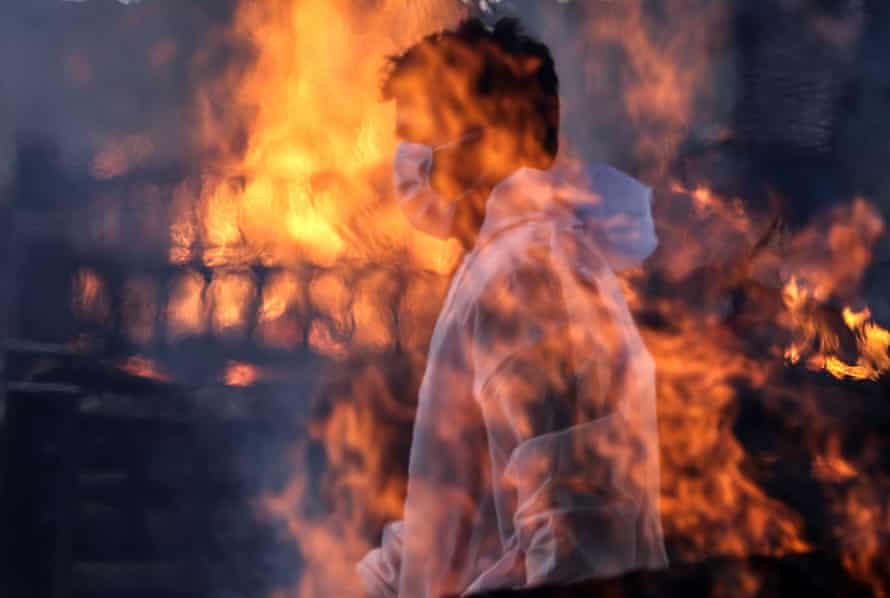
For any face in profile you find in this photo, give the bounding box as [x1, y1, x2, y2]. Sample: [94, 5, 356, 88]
[391, 55, 494, 203]
[386, 26, 559, 244]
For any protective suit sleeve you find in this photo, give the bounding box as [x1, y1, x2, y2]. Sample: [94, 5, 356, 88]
[356, 521, 404, 598]
[471, 253, 644, 586]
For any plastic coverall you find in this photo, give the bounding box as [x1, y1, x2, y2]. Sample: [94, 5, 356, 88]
[358, 164, 668, 597]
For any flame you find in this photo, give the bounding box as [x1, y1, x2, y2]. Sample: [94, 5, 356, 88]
[352, 270, 399, 353]
[645, 311, 813, 560]
[825, 307, 890, 381]
[166, 269, 207, 340]
[647, 182, 888, 586]
[208, 269, 257, 338]
[224, 361, 261, 387]
[169, 180, 199, 264]
[834, 477, 890, 598]
[811, 431, 858, 484]
[571, 0, 726, 177]
[119, 355, 171, 382]
[167, 1, 890, 595]
[182, 0, 466, 273]
[262, 360, 413, 598]
[71, 268, 111, 324]
[258, 270, 306, 349]
[782, 281, 890, 382]
[189, 2, 467, 593]
[781, 276, 815, 366]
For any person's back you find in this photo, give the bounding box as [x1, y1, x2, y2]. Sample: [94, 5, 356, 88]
[358, 18, 667, 598]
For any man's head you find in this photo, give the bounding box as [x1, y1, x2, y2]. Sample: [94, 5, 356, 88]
[383, 18, 559, 184]
[382, 18, 559, 247]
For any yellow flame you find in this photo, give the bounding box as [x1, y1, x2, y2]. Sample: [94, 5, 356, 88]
[166, 270, 207, 340]
[208, 270, 257, 337]
[181, 0, 466, 274]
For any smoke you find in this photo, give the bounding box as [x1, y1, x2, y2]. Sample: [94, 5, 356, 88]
[0, 94, 13, 196]
[0, 0, 239, 180]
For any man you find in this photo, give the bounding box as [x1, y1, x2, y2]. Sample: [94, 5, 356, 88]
[358, 18, 667, 598]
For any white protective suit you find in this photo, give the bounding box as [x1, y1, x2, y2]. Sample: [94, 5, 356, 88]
[358, 163, 668, 597]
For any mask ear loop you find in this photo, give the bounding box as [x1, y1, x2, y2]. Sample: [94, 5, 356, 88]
[430, 127, 490, 202]
[418, 128, 489, 266]
[431, 127, 485, 153]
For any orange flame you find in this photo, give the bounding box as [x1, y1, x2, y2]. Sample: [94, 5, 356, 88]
[257, 270, 306, 349]
[166, 269, 207, 340]
[119, 355, 171, 383]
[183, 0, 467, 274]
[224, 361, 261, 387]
[173, 1, 889, 596]
[71, 268, 111, 324]
[208, 269, 257, 339]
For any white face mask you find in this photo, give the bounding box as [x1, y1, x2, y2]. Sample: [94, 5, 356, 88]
[393, 132, 485, 240]
[393, 141, 456, 240]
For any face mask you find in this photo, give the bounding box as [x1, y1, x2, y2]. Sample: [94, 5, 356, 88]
[393, 131, 485, 240]
[393, 142, 456, 240]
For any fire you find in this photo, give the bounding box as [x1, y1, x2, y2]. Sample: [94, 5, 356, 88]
[208, 269, 257, 338]
[183, 0, 466, 274]
[646, 181, 888, 582]
[781, 275, 818, 366]
[572, 0, 726, 178]
[224, 361, 261, 387]
[351, 270, 399, 353]
[258, 270, 306, 349]
[781, 282, 890, 382]
[834, 477, 890, 598]
[185, 1, 468, 593]
[809, 417, 859, 485]
[166, 269, 207, 340]
[163, 0, 890, 595]
[824, 312, 890, 381]
[119, 355, 171, 382]
[71, 268, 111, 324]
[644, 308, 812, 560]
[262, 360, 413, 598]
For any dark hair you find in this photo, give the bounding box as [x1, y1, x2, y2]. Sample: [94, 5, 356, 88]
[381, 18, 560, 164]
